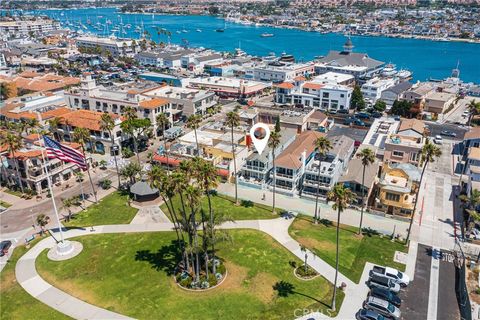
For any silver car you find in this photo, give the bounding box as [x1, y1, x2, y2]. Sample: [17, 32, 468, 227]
[363, 296, 401, 320]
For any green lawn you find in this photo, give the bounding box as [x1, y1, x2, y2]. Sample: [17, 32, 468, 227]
[65, 192, 138, 227]
[160, 193, 280, 221]
[0, 200, 12, 208]
[0, 240, 71, 320]
[36, 230, 343, 319]
[289, 215, 407, 283]
[4, 189, 22, 197]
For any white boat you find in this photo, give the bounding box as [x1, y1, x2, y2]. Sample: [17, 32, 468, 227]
[397, 69, 412, 79]
[196, 29, 202, 32]
[381, 63, 397, 76]
[260, 33, 274, 38]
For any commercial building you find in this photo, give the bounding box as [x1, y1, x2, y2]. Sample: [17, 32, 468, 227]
[76, 36, 139, 57]
[253, 62, 315, 83]
[186, 77, 269, 99]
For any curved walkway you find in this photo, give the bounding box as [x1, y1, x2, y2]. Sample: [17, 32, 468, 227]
[16, 219, 371, 320]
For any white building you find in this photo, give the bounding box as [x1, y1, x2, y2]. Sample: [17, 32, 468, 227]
[0, 18, 60, 37]
[274, 80, 352, 112]
[312, 72, 355, 86]
[253, 62, 315, 83]
[186, 77, 269, 99]
[76, 36, 139, 57]
[361, 77, 396, 103]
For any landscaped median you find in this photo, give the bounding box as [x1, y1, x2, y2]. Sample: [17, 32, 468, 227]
[64, 192, 138, 227]
[289, 215, 407, 283]
[160, 193, 281, 221]
[35, 230, 344, 319]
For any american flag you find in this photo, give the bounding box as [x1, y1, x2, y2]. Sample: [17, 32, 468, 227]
[43, 136, 87, 170]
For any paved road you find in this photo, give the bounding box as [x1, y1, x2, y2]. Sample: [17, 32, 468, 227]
[425, 122, 467, 141]
[400, 244, 431, 320]
[438, 249, 461, 320]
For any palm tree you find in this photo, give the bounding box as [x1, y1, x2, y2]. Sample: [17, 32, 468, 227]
[120, 161, 142, 185]
[225, 111, 240, 205]
[300, 245, 308, 273]
[186, 114, 202, 156]
[185, 184, 203, 282]
[467, 99, 480, 126]
[99, 113, 121, 188]
[48, 117, 63, 141]
[327, 184, 355, 312]
[405, 140, 441, 243]
[36, 213, 50, 235]
[1, 132, 24, 193]
[313, 136, 332, 224]
[460, 189, 480, 234]
[156, 113, 170, 171]
[62, 196, 81, 222]
[268, 131, 281, 214]
[357, 148, 375, 235]
[73, 127, 98, 203]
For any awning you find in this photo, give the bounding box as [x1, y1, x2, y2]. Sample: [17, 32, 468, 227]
[152, 154, 181, 167]
[216, 168, 230, 178]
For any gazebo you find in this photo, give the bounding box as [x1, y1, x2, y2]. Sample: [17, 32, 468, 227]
[130, 179, 159, 202]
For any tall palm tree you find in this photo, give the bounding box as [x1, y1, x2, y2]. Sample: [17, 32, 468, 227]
[185, 184, 202, 282]
[99, 113, 121, 188]
[156, 113, 170, 171]
[120, 161, 142, 185]
[467, 99, 480, 126]
[73, 127, 98, 203]
[313, 136, 332, 224]
[357, 148, 375, 234]
[186, 114, 202, 156]
[327, 184, 355, 312]
[48, 117, 63, 141]
[225, 111, 240, 205]
[405, 140, 441, 243]
[268, 131, 281, 214]
[1, 132, 24, 193]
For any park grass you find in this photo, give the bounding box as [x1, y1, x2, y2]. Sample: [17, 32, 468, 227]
[160, 193, 280, 221]
[4, 188, 23, 197]
[65, 192, 138, 227]
[0, 239, 71, 320]
[36, 230, 343, 319]
[0, 200, 12, 208]
[289, 215, 407, 283]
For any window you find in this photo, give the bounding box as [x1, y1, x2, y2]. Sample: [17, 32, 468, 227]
[392, 150, 404, 157]
[386, 192, 400, 202]
[322, 92, 329, 98]
[340, 94, 344, 98]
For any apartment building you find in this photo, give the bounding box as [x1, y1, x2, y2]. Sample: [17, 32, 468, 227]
[383, 119, 426, 167]
[374, 163, 421, 217]
[76, 36, 139, 57]
[380, 81, 413, 107]
[361, 117, 400, 160]
[361, 77, 396, 103]
[64, 75, 171, 134]
[424, 91, 456, 115]
[401, 82, 435, 113]
[302, 135, 355, 198]
[272, 130, 325, 196]
[340, 158, 380, 206]
[0, 18, 60, 37]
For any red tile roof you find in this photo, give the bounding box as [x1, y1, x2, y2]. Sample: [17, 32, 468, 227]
[303, 82, 324, 90]
[275, 82, 294, 89]
[275, 131, 325, 169]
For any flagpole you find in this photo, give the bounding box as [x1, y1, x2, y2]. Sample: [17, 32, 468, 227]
[39, 135, 74, 255]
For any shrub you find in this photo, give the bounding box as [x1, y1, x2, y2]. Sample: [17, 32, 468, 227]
[296, 264, 318, 278]
[476, 287, 480, 295]
[179, 276, 192, 288]
[209, 189, 218, 196]
[319, 218, 333, 227]
[216, 263, 226, 275]
[208, 274, 218, 287]
[241, 200, 254, 208]
[122, 147, 134, 158]
[100, 179, 112, 190]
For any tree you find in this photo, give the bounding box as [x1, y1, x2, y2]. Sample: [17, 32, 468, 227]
[1, 132, 24, 193]
[275, 117, 281, 133]
[373, 100, 387, 112]
[156, 113, 170, 171]
[405, 140, 442, 243]
[300, 245, 308, 273]
[120, 116, 151, 163]
[351, 85, 365, 111]
[62, 196, 81, 222]
[268, 131, 281, 214]
[225, 111, 240, 205]
[120, 161, 142, 185]
[99, 113, 121, 187]
[467, 100, 480, 126]
[460, 189, 480, 234]
[73, 127, 98, 203]
[327, 184, 355, 312]
[313, 136, 332, 223]
[186, 114, 202, 156]
[0, 82, 17, 100]
[36, 213, 50, 235]
[48, 117, 63, 141]
[357, 148, 375, 235]
[391, 100, 413, 117]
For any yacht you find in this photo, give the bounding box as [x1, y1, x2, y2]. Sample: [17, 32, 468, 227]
[382, 64, 397, 76]
[196, 29, 202, 32]
[260, 33, 274, 38]
[397, 69, 413, 80]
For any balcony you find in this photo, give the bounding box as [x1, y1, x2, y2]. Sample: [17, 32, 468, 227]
[243, 165, 268, 173]
[275, 172, 296, 180]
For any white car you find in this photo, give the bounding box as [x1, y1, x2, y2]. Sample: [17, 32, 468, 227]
[433, 135, 443, 144]
[363, 296, 401, 320]
[470, 228, 480, 240]
[370, 266, 410, 287]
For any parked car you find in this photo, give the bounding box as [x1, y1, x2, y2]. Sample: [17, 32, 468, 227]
[370, 265, 410, 286]
[356, 112, 371, 119]
[363, 296, 401, 320]
[469, 228, 480, 240]
[354, 119, 366, 127]
[440, 130, 457, 137]
[356, 308, 386, 320]
[433, 135, 443, 145]
[369, 287, 401, 307]
[372, 111, 383, 118]
[344, 116, 357, 125]
[338, 109, 350, 114]
[368, 274, 401, 293]
[0, 240, 12, 257]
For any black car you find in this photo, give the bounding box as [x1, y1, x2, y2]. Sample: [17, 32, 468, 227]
[356, 309, 385, 320]
[0, 240, 12, 257]
[372, 111, 383, 118]
[369, 287, 401, 307]
[356, 112, 371, 120]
